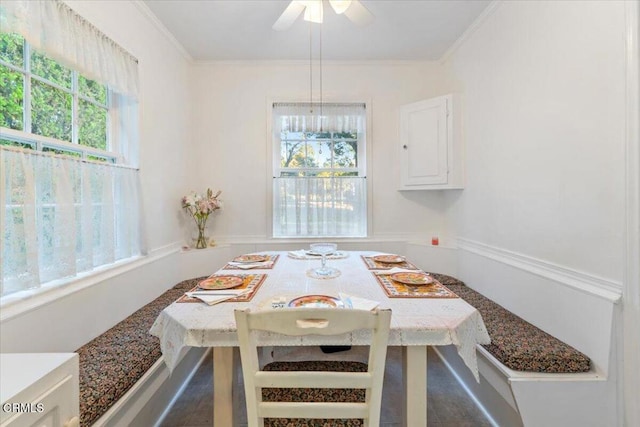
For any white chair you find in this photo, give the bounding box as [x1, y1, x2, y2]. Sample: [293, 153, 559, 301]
[234, 307, 392, 427]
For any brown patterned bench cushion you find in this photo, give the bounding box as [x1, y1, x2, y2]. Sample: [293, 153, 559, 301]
[432, 274, 591, 373]
[75, 278, 197, 427]
[262, 360, 367, 427]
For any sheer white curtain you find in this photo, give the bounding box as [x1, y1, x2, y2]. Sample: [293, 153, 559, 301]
[0, 0, 143, 297]
[1, 148, 143, 295]
[273, 176, 367, 237]
[1, 0, 139, 97]
[272, 103, 367, 238]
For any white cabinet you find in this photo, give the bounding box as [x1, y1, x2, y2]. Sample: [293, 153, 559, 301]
[0, 353, 79, 427]
[399, 94, 463, 190]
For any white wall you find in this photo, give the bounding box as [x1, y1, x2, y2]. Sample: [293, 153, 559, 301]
[441, 1, 629, 425]
[189, 61, 454, 242]
[66, 0, 195, 252]
[444, 0, 626, 281]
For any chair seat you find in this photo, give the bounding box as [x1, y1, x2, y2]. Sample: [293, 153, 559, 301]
[262, 360, 367, 427]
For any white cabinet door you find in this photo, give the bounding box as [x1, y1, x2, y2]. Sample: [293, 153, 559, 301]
[0, 354, 79, 427]
[399, 94, 463, 190]
[400, 96, 449, 186]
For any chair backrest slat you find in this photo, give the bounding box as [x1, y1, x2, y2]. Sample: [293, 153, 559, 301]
[258, 401, 369, 419]
[254, 371, 373, 389]
[245, 307, 379, 336]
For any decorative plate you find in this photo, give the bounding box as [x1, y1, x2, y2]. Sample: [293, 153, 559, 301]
[389, 272, 433, 286]
[305, 250, 335, 257]
[373, 254, 405, 264]
[233, 254, 269, 263]
[198, 275, 244, 290]
[288, 295, 343, 308]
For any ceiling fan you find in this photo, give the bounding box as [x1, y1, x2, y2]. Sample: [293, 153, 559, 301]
[273, 0, 374, 31]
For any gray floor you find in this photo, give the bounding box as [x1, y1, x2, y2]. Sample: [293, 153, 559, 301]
[159, 346, 493, 427]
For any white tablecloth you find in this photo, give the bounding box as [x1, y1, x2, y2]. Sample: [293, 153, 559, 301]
[150, 251, 490, 380]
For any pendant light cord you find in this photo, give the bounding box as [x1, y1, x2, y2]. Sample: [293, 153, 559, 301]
[308, 21, 324, 129]
[320, 23, 323, 130]
[309, 22, 313, 114]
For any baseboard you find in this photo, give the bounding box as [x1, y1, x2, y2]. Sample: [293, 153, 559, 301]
[151, 348, 211, 426]
[435, 343, 616, 427]
[434, 345, 520, 427]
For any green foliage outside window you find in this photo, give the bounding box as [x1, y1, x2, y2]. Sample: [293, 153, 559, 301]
[79, 75, 107, 104]
[31, 50, 72, 89]
[31, 79, 73, 141]
[0, 33, 109, 153]
[0, 65, 24, 130]
[0, 33, 23, 67]
[79, 99, 107, 150]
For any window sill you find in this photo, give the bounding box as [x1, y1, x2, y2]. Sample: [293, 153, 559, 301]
[0, 243, 180, 322]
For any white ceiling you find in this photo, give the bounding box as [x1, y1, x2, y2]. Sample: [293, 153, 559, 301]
[142, 0, 492, 61]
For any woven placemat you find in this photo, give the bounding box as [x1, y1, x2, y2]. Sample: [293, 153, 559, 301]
[222, 254, 280, 270]
[373, 272, 458, 298]
[361, 255, 419, 270]
[176, 274, 267, 303]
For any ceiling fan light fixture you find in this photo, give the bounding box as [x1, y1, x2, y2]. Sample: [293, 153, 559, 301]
[329, 0, 352, 15]
[273, 0, 373, 30]
[302, 1, 324, 24]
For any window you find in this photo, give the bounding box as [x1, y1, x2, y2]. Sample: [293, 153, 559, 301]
[272, 102, 367, 237]
[1, 31, 142, 299]
[1, 33, 111, 159]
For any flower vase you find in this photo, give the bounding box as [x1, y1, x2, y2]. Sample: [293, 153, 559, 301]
[195, 223, 208, 249]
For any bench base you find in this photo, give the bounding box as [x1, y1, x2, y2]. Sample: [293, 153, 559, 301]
[435, 345, 615, 427]
[90, 347, 208, 427]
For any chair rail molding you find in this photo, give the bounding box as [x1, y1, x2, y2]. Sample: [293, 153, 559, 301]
[456, 238, 622, 303]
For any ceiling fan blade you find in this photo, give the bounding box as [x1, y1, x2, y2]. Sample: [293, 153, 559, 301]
[273, 1, 306, 31]
[343, 0, 373, 26]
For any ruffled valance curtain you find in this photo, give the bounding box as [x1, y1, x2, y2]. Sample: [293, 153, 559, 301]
[0, 0, 139, 97]
[273, 102, 366, 134]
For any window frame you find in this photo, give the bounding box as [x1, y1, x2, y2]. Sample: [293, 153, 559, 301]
[1, 34, 140, 300]
[267, 98, 373, 239]
[0, 35, 115, 162]
[276, 131, 364, 178]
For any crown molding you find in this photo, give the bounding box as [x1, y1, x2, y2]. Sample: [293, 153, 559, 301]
[192, 59, 438, 67]
[130, 0, 193, 63]
[439, 0, 502, 64]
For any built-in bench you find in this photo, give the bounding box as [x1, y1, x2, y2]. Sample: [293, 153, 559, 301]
[430, 272, 614, 427]
[75, 277, 205, 427]
[431, 273, 591, 373]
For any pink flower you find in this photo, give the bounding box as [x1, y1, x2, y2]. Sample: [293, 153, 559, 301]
[182, 188, 222, 219]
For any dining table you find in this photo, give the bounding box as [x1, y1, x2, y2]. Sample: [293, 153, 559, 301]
[150, 250, 490, 427]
